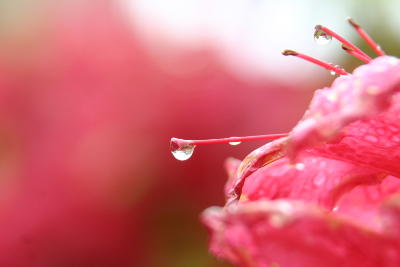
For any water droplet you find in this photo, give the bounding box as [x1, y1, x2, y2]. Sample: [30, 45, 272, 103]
[332, 206, 339, 212]
[228, 138, 242, 146]
[170, 138, 196, 161]
[295, 163, 305, 171]
[314, 29, 332, 45]
[329, 64, 343, 76]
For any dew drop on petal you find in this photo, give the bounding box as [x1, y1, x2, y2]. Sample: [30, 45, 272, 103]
[330, 71, 336, 76]
[295, 163, 305, 170]
[170, 138, 196, 161]
[314, 29, 332, 45]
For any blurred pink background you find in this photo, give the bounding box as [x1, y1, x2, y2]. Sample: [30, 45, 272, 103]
[0, 0, 397, 266]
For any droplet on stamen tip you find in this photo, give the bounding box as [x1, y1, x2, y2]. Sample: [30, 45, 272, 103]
[314, 28, 332, 45]
[170, 138, 196, 161]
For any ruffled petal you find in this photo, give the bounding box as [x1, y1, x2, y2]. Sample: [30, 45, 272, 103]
[289, 56, 400, 173]
[240, 152, 382, 210]
[310, 95, 400, 176]
[225, 138, 288, 205]
[202, 200, 400, 267]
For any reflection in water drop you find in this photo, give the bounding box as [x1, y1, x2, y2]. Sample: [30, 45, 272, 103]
[330, 70, 336, 76]
[228, 140, 242, 146]
[170, 138, 196, 161]
[314, 29, 332, 45]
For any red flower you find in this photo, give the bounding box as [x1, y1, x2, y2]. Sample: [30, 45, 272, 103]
[201, 20, 400, 266]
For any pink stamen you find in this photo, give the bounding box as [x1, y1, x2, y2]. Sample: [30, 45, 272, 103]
[282, 50, 349, 75]
[171, 133, 288, 146]
[341, 44, 373, 63]
[315, 25, 372, 63]
[347, 18, 385, 57]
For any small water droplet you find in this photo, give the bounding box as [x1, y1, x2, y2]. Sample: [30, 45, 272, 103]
[295, 163, 305, 171]
[228, 138, 242, 146]
[329, 64, 343, 76]
[332, 206, 339, 212]
[314, 29, 332, 45]
[170, 138, 196, 161]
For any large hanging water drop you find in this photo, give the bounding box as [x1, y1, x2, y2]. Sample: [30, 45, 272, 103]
[170, 138, 196, 161]
[314, 29, 332, 45]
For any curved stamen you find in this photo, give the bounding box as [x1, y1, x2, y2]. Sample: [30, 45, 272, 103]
[315, 25, 372, 62]
[347, 17, 385, 56]
[171, 133, 288, 146]
[282, 50, 349, 75]
[341, 44, 372, 63]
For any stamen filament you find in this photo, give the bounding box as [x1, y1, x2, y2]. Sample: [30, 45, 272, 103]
[315, 25, 372, 62]
[341, 44, 373, 63]
[347, 18, 385, 56]
[282, 50, 349, 75]
[171, 133, 288, 146]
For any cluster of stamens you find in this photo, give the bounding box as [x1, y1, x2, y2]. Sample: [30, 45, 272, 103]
[171, 18, 385, 161]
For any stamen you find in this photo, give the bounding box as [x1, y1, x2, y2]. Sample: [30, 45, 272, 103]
[171, 133, 288, 146]
[341, 44, 372, 63]
[170, 133, 288, 160]
[315, 25, 372, 63]
[347, 17, 385, 56]
[282, 50, 349, 75]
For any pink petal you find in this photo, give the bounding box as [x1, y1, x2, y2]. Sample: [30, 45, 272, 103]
[240, 152, 381, 210]
[289, 56, 400, 170]
[202, 200, 400, 267]
[225, 138, 288, 205]
[224, 157, 243, 202]
[310, 95, 400, 176]
[333, 175, 400, 230]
